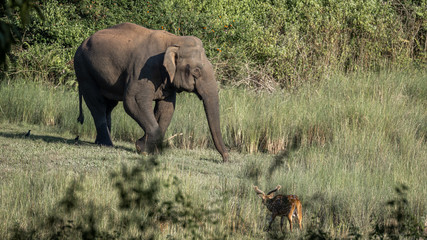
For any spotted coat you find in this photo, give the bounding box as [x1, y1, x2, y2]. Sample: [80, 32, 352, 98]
[254, 185, 303, 232]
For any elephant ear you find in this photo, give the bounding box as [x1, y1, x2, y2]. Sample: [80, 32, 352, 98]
[163, 46, 179, 83]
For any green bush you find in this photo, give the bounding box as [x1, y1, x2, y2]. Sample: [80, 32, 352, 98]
[2, 0, 427, 88]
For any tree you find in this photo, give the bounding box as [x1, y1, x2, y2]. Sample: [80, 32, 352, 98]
[0, 0, 43, 66]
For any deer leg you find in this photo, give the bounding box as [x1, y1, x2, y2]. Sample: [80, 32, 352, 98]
[288, 205, 296, 232]
[297, 204, 303, 230]
[280, 216, 285, 231]
[268, 214, 276, 231]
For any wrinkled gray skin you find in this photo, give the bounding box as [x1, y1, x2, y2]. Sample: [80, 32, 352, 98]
[75, 23, 229, 162]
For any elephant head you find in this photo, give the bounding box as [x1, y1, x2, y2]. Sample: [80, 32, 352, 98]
[163, 37, 229, 162]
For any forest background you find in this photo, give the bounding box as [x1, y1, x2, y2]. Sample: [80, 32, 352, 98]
[1, 0, 426, 89]
[0, 0, 426, 239]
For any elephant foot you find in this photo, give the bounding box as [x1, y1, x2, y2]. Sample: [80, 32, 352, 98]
[135, 136, 162, 154]
[135, 139, 146, 154]
[95, 137, 113, 146]
[95, 141, 114, 147]
[221, 152, 230, 163]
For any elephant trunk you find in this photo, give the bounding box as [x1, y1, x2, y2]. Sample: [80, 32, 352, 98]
[196, 78, 229, 162]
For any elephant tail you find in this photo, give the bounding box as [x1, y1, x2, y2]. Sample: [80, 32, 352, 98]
[77, 89, 84, 124]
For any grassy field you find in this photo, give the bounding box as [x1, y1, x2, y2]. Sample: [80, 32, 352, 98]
[1, 70, 426, 154]
[1, 71, 426, 239]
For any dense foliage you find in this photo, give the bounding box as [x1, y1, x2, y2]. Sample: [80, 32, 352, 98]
[2, 0, 426, 89]
[1, 1, 426, 238]
[0, 0, 42, 66]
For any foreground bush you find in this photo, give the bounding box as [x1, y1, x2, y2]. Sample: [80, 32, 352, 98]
[6, 153, 426, 239]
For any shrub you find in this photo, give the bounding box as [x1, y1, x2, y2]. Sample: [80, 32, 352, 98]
[2, 0, 426, 89]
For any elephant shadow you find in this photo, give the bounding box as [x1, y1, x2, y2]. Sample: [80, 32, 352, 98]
[199, 157, 223, 164]
[0, 131, 135, 153]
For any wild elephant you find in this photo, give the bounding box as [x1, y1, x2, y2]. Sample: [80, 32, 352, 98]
[74, 23, 229, 162]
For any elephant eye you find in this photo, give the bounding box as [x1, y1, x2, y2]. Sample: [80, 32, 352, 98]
[192, 68, 201, 78]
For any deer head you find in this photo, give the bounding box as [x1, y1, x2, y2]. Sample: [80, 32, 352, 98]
[254, 185, 281, 205]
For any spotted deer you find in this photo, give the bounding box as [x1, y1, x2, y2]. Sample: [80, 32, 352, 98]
[254, 185, 303, 232]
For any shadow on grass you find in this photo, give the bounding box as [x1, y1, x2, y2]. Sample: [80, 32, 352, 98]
[4, 132, 427, 239]
[267, 131, 302, 179]
[199, 157, 223, 164]
[0, 131, 135, 153]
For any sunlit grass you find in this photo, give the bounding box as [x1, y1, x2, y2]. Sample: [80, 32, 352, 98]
[0, 70, 426, 238]
[1, 122, 426, 238]
[1, 70, 425, 155]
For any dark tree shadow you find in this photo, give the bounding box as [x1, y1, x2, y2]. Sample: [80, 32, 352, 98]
[199, 157, 222, 164]
[0, 131, 135, 153]
[267, 130, 302, 179]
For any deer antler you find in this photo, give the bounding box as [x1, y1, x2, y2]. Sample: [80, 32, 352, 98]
[266, 185, 281, 196]
[253, 185, 265, 196]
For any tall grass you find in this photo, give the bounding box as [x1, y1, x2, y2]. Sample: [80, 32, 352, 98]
[1, 70, 426, 156]
[1, 126, 426, 239]
[1, 71, 426, 237]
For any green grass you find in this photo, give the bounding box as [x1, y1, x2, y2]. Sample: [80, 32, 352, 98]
[0, 71, 426, 238]
[1, 70, 426, 154]
[1, 123, 426, 238]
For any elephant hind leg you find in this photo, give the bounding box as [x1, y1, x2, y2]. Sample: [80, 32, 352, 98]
[85, 96, 113, 146]
[106, 99, 118, 133]
[79, 83, 114, 146]
[75, 55, 114, 146]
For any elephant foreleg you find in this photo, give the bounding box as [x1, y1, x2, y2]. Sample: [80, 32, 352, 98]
[124, 92, 162, 154]
[154, 93, 176, 138]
